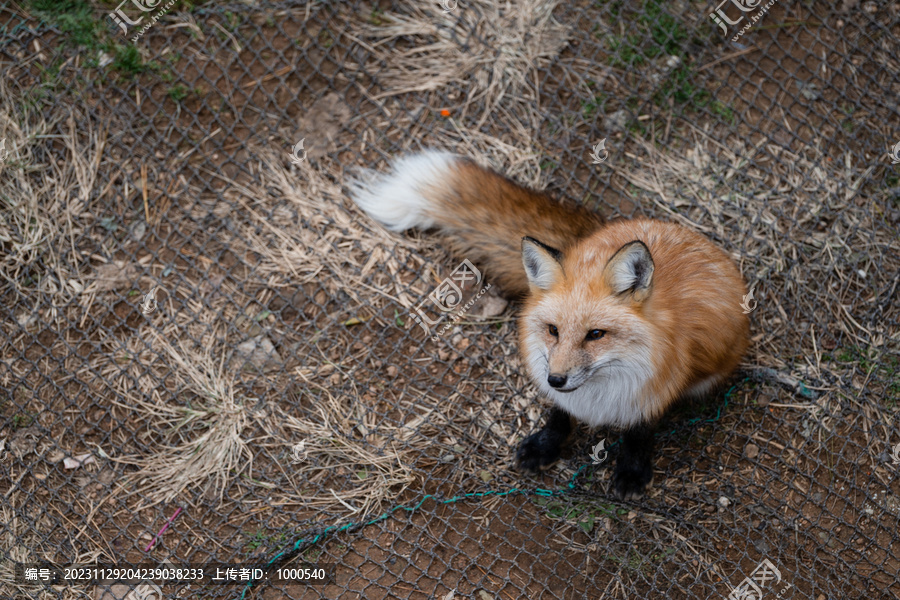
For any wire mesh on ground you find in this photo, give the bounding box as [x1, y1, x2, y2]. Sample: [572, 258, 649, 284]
[1, 1, 898, 599]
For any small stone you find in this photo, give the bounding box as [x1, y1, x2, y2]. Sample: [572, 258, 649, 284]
[745, 443, 760, 459]
[234, 335, 283, 372]
[130, 220, 147, 242]
[386, 365, 398, 377]
[606, 109, 629, 132]
[798, 81, 821, 100]
[717, 496, 731, 508]
[16, 313, 38, 329]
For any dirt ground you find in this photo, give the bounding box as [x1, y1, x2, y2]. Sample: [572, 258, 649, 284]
[1, 1, 899, 599]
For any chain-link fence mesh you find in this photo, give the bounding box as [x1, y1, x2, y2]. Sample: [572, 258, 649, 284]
[1, 0, 899, 598]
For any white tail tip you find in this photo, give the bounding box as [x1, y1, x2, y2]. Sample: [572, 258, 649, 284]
[347, 150, 458, 232]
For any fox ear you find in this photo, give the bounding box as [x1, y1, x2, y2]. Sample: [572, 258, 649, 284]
[604, 240, 654, 302]
[522, 237, 563, 291]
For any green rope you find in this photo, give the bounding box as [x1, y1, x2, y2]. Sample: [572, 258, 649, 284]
[238, 379, 744, 598]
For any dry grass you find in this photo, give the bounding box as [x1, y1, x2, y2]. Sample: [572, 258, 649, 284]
[0, 82, 105, 314]
[114, 335, 259, 506]
[0, 497, 99, 599]
[226, 151, 423, 304]
[268, 380, 417, 518]
[351, 0, 574, 186]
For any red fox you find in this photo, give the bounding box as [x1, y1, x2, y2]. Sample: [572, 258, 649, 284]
[349, 151, 750, 499]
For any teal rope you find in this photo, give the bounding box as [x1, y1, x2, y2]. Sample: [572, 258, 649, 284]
[239, 378, 746, 598]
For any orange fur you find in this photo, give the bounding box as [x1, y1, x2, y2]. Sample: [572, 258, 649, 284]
[350, 151, 750, 426]
[519, 219, 749, 423]
[418, 159, 604, 297]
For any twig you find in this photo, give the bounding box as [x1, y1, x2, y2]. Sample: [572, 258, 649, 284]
[141, 163, 150, 224]
[697, 47, 759, 72]
[145, 506, 183, 552]
[741, 367, 820, 399]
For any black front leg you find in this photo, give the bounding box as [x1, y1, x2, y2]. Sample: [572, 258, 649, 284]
[612, 422, 655, 500]
[515, 406, 574, 472]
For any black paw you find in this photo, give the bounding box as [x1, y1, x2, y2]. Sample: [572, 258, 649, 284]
[611, 462, 653, 500]
[515, 430, 563, 473]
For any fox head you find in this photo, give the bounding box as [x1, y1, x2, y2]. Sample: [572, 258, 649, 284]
[518, 236, 656, 401]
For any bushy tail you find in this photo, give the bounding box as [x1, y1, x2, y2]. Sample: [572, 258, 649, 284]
[348, 151, 603, 297]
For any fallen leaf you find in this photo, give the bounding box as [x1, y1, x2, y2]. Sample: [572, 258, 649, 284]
[64, 453, 95, 469]
[91, 262, 138, 292]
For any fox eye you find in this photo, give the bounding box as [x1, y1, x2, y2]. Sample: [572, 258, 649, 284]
[585, 329, 606, 341]
[548, 324, 559, 337]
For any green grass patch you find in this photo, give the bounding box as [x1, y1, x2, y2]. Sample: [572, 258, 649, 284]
[12, 413, 33, 429]
[533, 495, 628, 534]
[606, 0, 686, 68]
[826, 345, 900, 406]
[168, 84, 190, 102]
[111, 45, 156, 77]
[243, 529, 288, 554]
[27, 0, 105, 49]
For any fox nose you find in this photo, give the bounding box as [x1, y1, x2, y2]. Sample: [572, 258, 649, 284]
[547, 374, 567, 389]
